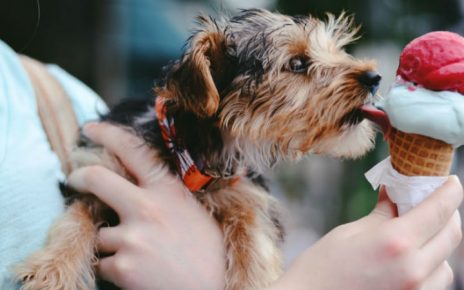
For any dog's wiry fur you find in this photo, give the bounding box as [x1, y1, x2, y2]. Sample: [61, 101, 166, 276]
[16, 9, 378, 290]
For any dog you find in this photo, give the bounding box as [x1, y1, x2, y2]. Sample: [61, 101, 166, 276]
[15, 8, 380, 290]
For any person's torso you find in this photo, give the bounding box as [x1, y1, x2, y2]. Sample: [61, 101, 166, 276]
[0, 40, 107, 288]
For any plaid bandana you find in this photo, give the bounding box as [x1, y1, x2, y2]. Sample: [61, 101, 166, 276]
[155, 97, 213, 192]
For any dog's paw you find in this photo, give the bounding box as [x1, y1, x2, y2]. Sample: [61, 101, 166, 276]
[15, 250, 96, 290]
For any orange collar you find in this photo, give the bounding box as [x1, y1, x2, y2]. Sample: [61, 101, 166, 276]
[155, 97, 213, 192]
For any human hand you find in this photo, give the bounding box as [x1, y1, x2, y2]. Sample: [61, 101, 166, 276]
[68, 123, 226, 290]
[268, 177, 463, 290]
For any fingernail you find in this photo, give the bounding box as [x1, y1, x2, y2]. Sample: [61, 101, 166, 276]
[83, 122, 98, 135]
[66, 170, 78, 187]
[450, 175, 461, 185]
[67, 167, 87, 189]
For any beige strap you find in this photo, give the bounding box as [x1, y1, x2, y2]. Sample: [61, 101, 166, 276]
[20, 55, 79, 176]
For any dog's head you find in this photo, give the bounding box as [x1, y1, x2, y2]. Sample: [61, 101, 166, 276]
[158, 9, 379, 172]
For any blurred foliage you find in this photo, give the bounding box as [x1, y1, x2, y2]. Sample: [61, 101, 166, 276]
[277, 0, 462, 45]
[337, 136, 389, 223]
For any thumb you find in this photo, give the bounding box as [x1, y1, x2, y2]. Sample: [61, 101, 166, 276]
[369, 186, 398, 221]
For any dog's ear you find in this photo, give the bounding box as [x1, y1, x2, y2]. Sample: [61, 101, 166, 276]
[166, 16, 227, 118]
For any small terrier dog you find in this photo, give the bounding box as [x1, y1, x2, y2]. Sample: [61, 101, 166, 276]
[16, 8, 380, 290]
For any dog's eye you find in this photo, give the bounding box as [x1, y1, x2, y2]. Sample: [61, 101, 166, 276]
[289, 57, 309, 73]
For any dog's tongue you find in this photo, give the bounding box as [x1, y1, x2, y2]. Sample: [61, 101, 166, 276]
[361, 105, 392, 137]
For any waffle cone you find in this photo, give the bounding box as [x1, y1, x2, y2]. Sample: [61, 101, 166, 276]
[388, 128, 453, 176]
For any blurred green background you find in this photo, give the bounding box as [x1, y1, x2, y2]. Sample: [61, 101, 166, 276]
[1, 0, 463, 288]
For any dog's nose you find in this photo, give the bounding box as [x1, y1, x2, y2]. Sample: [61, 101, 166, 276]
[359, 71, 381, 95]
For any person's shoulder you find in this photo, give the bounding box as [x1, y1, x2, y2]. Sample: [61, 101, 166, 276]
[0, 38, 108, 125]
[0, 39, 18, 59]
[0, 40, 35, 93]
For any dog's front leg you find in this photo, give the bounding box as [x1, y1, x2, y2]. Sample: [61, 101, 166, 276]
[201, 181, 283, 290]
[15, 200, 99, 290]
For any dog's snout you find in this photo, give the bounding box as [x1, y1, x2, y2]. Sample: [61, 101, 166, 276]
[359, 71, 381, 95]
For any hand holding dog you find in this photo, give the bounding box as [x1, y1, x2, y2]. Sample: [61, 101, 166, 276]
[69, 123, 462, 290]
[269, 177, 462, 290]
[68, 123, 226, 290]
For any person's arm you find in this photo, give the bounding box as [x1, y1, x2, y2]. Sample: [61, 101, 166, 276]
[69, 123, 462, 290]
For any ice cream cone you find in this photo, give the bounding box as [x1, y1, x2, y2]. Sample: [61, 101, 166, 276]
[364, 31, 464, 215]
[388, 128, 453, 176]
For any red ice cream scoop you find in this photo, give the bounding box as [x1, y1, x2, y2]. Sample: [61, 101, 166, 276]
[362, 31, 464, 136]
[397, 31, 464, 94]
